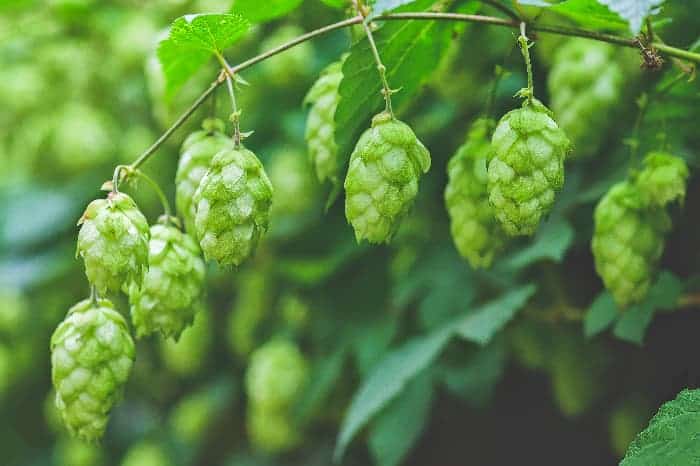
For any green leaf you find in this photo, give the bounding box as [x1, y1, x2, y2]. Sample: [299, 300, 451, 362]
[442, 341, 507, 407]
[543, 0, 629, 31]
[646, 271, 683, 311]
[320, 0, 347, 8]
[335, 0, 470, 169]
[621, 388, 700, 465]
[296, 347, 347, 424]
[504, 218, 574, 270]
[230, 0, 303, 24]
[157, 14, 249, 99]
[597, 0, 665, 33]
[368, 371, 433, 466]
[584, 291, 618, 338]
[451, 284, 537, 346]
[369, 0, 421, 19]
[334, 326, 452, 461]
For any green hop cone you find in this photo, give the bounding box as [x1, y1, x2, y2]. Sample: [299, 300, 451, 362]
[548, 40, 625, 158]
[175, 119, 234, 234]
[50, 298, 135, 441]
[592, 181, 671, 308]
[344, 112, 431, 243]
[160, 310, 211, 377]
[193, 146, 273, 266]
[247, 404, 300, 454]
[245, 339, 308, 410]
[129, 224, 206, 340]
[635, 151, 689, 207]
[227, 269, 272, 357]
[77, 192, 150, 294]
[304, 59, 344, 183]
[445, 118, 507, 268]
[488, 98, 570, 236]
[268, 148, 319, 216]
[121, 440, 170, 466]
[53, 437, 105, 466]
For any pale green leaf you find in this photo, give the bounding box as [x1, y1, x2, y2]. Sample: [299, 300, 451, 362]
[621, 388, 700, 465]
[597, 0, 665, 33]
[505, 218, 574, 269]
[584, 291, 618, 338]
[369, 0, 421, 19]
[549, 0, 629, 31]
[231, 0, 303, 24]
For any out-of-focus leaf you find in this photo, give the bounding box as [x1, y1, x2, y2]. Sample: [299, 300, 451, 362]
[231, 0, 303, 24]
[157, 14, 249, 99]
[621, 388, 700, 465]
[334, 326, 452, 461]
[647, 271, 683, 312]
[368, 371, 433, 466]
[369, 0, 421, 19]
[320, 0, 347, 7]
[296, 347, 347, 423]
[504, 218, 574, 270]
[352, 316, 399, 376]
[442, 340, 507, 407]
[451, 284, 537, 346]
[545, 0, 629, 31]
[0, 245, 75, 289]
[276, 241, 366, 285]
[584, 291, 618, 338]
[597, 0, 665, 33]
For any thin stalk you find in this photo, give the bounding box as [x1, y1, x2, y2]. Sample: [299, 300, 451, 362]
[518, 22, 534, 103]
[130, 169, 173, 217]
[481, 0, 521, 21]
[216, 53, 242, 147]
[353, 0, 394, 116]
[90, 285, 98, 305]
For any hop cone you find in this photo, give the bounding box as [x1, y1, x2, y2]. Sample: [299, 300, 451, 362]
[160, 310, 211, 377]
[592, 181, 671, 308]
[175, 119, 234, 234]
[129, 224, 206, 340]
[445, 118, 506, 268]
[488, 98, 570, 236]
[247, 404, 300, 454]
[193, 146, 273, 266]
[245, 339, 308, 410]
[548, 40, 624, 158]
[268, 149, 319, 216]
[304, 59, 343, 183]
[258, 25, 313, 86]
[227, 269, 271, 357]
[77, 192, 149, 294]
[635, 151, 689, 207]
[344, 112, 431, 243]
[121, 441, 170, 466]
[50, 298, 135, 440]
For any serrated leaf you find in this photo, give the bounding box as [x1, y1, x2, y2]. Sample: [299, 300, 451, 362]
[335, 1, 470, 171]
[230, 0, 303, 24]
[545, 0, 629, 31]
[334, 326, 452, 461]
[157, 14, 249, 99]
[368, 371, 433, 466]
[504, 218, 574, 270]
[451, 284, 537, 346]
[584, 291, 618, 338]
[597, 0, 665, 33]
[621, 388, 700, 465]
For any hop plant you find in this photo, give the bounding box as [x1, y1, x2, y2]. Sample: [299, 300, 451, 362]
[175, 119, 234, 234]
[548, 40, 625, 158]
[245, 339, 308, 410]
[344, 112, 431, 243]
[258, 25, 313, 86]
[76, 191, 150, 294]
[487, 98, 570, 236]
[50, 298, 135, 440]
[227, 269, 271, 357]
[193, 146, 274, 266]
[268, 148, 319, 216]
[635, 151, 689, 207]
[304, 59, 344, 183]
[592, 181, 671, 308]
[160, 310, 211, 377]
[121, 440, 170, 466]
[53, 437, 105, 466]
[445, 118, 507, 268]
[247, 404, 300, 454]
[129, 223, 206, 340]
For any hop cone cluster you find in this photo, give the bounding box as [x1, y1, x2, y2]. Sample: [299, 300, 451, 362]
[635, 151, 689, 207]
[176, 119, 234, 234]
[445, 118, 507, 268]
[193, 146, 273, 266]
[50, 299, 135, 440]
[548, 40, 624, 158]
[487, 98, 570, 236]
[129, 224, 206, 340]
[304, 59, 343, 183]
[344, 112, 431, 243]
[77, 192, 149, 294]
[592, 182, 671, 308]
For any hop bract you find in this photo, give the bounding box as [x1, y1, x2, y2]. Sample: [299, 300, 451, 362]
[591, 182, 671, 308]
[445, 118, 506, 268]
[635, 151, 689, 207]
[548, 40, 625, 158]
[245, 339, 308, 410]
[129, 224, 206, 340]
[344, 112, 431, 243]
[488, 98, 570, 236]
[304, 59, 344, 183]
[193, 146, 273, 267]
[76, 191, 150, 294]
[175, 119, 234, 235]
[50, 298, 135, 441]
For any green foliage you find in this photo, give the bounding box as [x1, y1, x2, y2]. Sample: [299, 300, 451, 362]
[160, 310, 211, 377]
[231, 0, 303, 24]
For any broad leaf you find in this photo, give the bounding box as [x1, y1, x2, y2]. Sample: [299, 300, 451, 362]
[231, 0, 303, 24]
[442, 341, 507, 407]
[157, 14, 249, 99]
[584, 291, 618, 338]
[369, 0, 421, 19]
[451, 284, 537, 346]
[597, 0, 665, 33]
[505, 218, 574, 270]
[547, 0, 629, 31]
[621, 389, 700, 465]
[368, 371, 433, 466]
[296, 347, 347, 423]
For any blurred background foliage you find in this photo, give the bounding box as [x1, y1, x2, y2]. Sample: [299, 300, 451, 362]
[2, 0, 700, 465]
